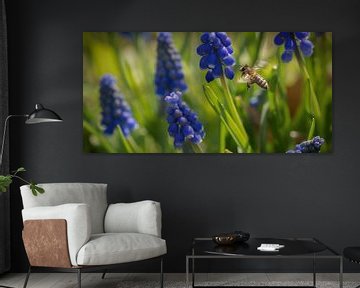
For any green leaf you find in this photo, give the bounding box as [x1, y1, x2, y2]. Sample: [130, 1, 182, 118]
[29, 183, 37, 196]
[219, 122, 227, 153]
[203, 84, 250, 152]
[259, 103, 270, 153]
[307, 117, 316, 140]
[83, 120, 116, 153]
[218, 76, 249, 140]
[117, 126, 135, 153]
[29, 182, 44, 196]
[15, 167, 26, 173]
[251, 32, 264, 66]
[294, 46, 321, 120]
[127, 135, 142, 153]
[0, 175, 12, 192]
[191, 143, 204, 153]
[35, 186, 45, 194]
[304, 78, 321, 119]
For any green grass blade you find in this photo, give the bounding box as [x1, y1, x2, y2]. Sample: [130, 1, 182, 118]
[83, 121, 116, 153]
[191, 143, 204, 153]
[219, 121, 226, 153]
[295, 45, 321, 119]
[117, 126, 135, 153]
[304, 78, 321, 119]
[127, 135, 142, 153]
[219, 76, 248, 137]
[209, 79, 250, 143]
[251, 32, 264, 66]
[259, 102, 270, 153]
[203, 84, 251, 152]
[203, 85, 242, 149]
[307, 117, 316, 140]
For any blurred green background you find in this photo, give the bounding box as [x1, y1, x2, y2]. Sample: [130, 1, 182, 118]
[83, 32, 332, 153]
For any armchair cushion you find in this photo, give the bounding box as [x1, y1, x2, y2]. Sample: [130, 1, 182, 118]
[104, 201, 162, 237]
[22, 203, 91, 266]
[21, 183, 108, 234]
[76, 233, 167, 266]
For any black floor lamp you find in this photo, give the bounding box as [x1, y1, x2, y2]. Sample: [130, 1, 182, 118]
[0, 103, 63, 167]
[0, 103, 62, 288]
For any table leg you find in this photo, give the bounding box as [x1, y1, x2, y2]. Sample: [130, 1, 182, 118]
[186, 257, 189, 288]
[192, 257, 195, 288]
[313, 254, 316, 287]
[339, 257, 343, 288]
[192, 246, 195, 288]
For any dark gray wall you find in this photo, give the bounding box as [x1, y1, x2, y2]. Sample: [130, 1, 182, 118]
[5, 0, 360, 273]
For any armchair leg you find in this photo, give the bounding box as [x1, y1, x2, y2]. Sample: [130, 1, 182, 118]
[160, 257, 164, 288]
[101, 270, 107, 279]
[77, 269, 81, 288]
[23, 266, 31, 288]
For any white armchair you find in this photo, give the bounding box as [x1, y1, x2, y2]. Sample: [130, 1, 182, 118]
[20, 183, 166, 288]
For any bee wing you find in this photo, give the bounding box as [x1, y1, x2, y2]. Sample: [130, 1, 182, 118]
[237, 77, 248, 83]
[236, 73, 251, 83]
[233, 64, 244, 75]
[253, 60, 268, 70]
[233, 64, 245, 83]
[233, 64, 242, 71]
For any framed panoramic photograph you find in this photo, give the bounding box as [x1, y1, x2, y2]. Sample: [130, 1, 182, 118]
[83, 32, 332, 154]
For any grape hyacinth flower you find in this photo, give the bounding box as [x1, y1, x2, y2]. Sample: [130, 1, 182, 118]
[286, 136, 325, 153]
[196, 32, 235, 82]
[274, 32, 314, 63]
[164, 91, 205, 148]
[100, 74, 137, 136]
[155, 32, 187, 98]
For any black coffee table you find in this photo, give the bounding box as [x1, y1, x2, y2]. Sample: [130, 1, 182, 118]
[186, 237, 342, 288]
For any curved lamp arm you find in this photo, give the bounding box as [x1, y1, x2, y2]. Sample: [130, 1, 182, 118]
[0, 104, 63, 171]
[0, 114, 28, 169]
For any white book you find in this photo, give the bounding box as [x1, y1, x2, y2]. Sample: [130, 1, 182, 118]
[257, 243, 285, 251]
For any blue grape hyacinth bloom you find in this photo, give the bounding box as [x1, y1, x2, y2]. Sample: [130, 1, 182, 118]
[286, 136, 325, 153]
[164, 91, 205, 148]
[274, 32, 314, 63]
[155, 32, 187, 98]
[100, 74, 137, 136]
[197, 32, 235, 82]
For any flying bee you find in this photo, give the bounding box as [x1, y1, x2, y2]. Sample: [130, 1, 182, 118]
[238, 64, 269, 90]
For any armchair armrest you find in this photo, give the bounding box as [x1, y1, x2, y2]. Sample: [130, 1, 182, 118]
[22, 203, 91, 266]
[104, 200, 162, 237]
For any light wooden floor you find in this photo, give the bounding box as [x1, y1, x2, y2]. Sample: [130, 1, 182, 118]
[1, 273, 360, 288]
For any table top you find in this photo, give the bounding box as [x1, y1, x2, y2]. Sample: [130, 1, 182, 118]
[189, 237, 340, 258]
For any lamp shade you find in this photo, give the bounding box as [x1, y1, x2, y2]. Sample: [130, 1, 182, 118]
[25, 104, 63, 124]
